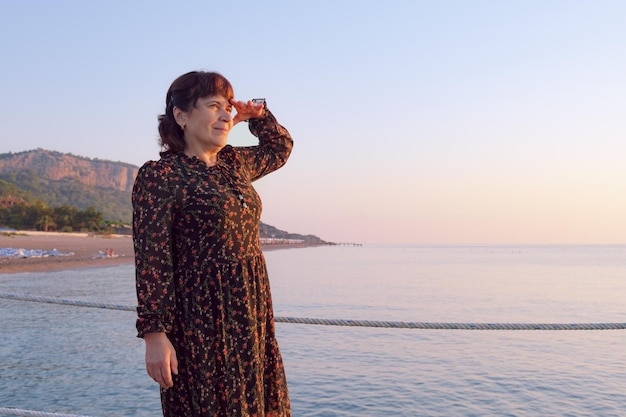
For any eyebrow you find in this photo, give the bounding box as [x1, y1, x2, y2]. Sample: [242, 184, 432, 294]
[203, 98, 230, 105]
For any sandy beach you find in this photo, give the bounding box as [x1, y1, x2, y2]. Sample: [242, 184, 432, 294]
[0, 232, 135, 274]
[0, 232, 316, 274]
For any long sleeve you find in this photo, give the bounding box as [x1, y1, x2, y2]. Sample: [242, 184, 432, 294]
[240, 107, 293, 182]
[132, 161, 177, 337]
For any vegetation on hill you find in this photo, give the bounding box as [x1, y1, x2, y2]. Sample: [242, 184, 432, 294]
[0, 168, 131, 223]
[0, 180, 104, 232]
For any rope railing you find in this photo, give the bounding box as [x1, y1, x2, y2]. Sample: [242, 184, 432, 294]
[0, 407, 94, 417]
[1, 292, 625, 331]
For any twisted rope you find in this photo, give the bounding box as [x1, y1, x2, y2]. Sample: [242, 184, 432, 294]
[0, 293, 134, 312]
[0, 407, 94, 417]
[1, 292, 624, 331]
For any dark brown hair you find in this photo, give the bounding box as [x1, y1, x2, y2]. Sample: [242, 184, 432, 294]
[158, 71, 234, 156]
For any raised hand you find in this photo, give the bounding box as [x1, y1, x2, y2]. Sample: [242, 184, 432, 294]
[230, 99, 265, 125]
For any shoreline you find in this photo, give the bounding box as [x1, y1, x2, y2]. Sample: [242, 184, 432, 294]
[0, 232, 317, 274]
[0, 233, 134, 274]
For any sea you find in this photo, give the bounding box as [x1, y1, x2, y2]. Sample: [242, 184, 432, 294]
[1, 244, 625, 417]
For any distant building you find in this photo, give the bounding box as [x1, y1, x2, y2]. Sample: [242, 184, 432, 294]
[0, 196, 26, 208]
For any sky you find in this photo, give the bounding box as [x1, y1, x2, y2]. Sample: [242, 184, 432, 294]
[1, 0, 625, 245]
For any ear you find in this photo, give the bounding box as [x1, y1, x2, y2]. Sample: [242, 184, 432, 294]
[173, 106, 186, 128]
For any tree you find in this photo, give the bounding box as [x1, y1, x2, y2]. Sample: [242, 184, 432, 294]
[35, 214, 56, 232]
[74, 206, 102, 232]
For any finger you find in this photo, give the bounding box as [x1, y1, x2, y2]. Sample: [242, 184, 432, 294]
[249, 101, 264, 112]
[147, 365, 164, 387]
[148, 362, 171, 389]
[170, 350, 179, 376]
[233, 99, 258, 110]
[230, 99, 247, 110]
[161, 359, 173, 388]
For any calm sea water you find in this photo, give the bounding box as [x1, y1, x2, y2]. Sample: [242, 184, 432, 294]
[1, 245, 625, 416]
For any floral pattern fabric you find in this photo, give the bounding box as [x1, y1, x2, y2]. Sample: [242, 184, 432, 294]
[132, 109, 293, 417]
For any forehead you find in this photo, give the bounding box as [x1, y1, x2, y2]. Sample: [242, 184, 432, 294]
[198, 95, 231, 105]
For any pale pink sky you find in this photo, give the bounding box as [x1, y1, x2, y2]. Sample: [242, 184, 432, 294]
[1, 1, 625, 244]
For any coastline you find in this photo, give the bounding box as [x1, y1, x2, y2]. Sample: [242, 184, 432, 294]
[0, 232, 314, 274]
[0, 232, 134, 274]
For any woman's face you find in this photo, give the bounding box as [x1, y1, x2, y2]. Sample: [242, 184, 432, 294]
[179, 95, 233, 153]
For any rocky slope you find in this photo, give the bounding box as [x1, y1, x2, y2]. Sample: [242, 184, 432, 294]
[0, 149, 137, 192]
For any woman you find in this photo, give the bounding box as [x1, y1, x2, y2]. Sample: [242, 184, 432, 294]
[132, 71, 292, 416]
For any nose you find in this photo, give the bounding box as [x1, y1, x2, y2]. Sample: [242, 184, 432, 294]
[220, 108, 232, 122]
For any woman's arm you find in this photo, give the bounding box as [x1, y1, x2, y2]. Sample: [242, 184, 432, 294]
[132, 161, 177, 337]
[230, 98, 293, 181]
[132, 161, 180, 388]
[244, 109, 294, 181]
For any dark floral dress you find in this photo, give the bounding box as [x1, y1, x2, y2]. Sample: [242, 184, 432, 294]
[132, 108, 293, 417]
